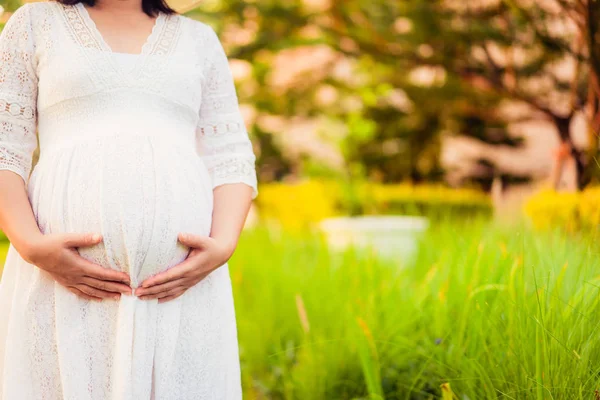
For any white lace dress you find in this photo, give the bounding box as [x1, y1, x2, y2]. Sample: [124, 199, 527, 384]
[0, 2, 258, 399]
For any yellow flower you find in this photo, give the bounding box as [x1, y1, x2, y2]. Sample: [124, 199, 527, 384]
[524, 189, 581, 232]
[256, 180, 340, 231]
[256, 179, 492, 230]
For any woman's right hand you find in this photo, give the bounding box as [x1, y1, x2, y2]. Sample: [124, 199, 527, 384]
[24, 233, 133, 301]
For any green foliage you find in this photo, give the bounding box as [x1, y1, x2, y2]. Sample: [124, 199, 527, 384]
[255, 180, 493, 230]
[227, 223, 600, 398]
[353, 182, 493, 219]
[177, 1, 448, 182]
[182, 0, 548, 186]
[1, 0, 23, 13]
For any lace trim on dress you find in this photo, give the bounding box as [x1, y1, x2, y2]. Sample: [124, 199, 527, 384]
[60, 4, 106, 52]
[0, 3, 38, 183]
[199, 141, 254, 156]
[193, 25, 258, 198]
[58, 2, 183, 87]
[146, 15, 180, 57]
[209, 157, 259, 199]
[196, 121, 242, 137]
[199, 93, 242, 115]
[0, 146, 31, 169]
[210, 157, 256, 180]
[0, 100, 35, 120]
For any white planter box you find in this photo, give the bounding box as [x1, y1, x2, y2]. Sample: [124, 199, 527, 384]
[319, 216, 429, 262]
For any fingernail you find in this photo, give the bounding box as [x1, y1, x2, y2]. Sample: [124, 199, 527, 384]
[113, 295, 120, 300]
[92, 233, 102, 241]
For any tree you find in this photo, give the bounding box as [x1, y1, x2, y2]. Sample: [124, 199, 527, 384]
[424, 0, 597, 190]
[320, 0, 527, 187]
[186, 0, 486, 183]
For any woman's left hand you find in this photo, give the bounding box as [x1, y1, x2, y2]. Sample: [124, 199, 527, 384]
[135, 232, 234, 303]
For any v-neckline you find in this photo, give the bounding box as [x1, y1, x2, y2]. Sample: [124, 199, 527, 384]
[76, 2, 165, 56]
[73, 2, 167, 79]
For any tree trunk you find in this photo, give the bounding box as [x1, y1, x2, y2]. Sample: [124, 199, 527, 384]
[587, 0, 600, 86]
[583, 0, 600, 189]
[550, 115, 584, 191]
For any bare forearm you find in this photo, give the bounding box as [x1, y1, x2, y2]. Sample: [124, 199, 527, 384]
[209, 183, 254, 258]
[0, 171, 43, 262]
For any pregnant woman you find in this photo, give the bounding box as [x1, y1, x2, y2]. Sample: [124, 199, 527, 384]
[0, 0, 258, 398]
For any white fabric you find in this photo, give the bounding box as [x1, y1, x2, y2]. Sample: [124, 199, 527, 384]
[112, 52, 142, 73]
[0, 2, 258, 399]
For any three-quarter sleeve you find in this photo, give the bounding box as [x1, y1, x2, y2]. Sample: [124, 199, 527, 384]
[0, 4, 39, 185]
[195, 26, 258, 200]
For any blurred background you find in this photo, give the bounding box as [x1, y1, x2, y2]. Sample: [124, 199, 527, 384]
[3, 0, 600, 398]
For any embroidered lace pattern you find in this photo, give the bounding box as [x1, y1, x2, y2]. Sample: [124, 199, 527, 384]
[0, 4, 38, 183]
[195, 27, 258, 197]
[0, 3, 257, 398]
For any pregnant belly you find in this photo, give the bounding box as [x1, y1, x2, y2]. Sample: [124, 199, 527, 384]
[27, 135, 214, 287]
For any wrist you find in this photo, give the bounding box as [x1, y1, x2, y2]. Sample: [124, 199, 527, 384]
[18, 233, 45, 265]
[212, 235, 237, 261]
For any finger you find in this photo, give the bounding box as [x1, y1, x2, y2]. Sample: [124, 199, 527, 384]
[139, 250, 211, 288]
[143, 285, 186, 300]
[74, 255, 131, 284]
[140, 263, 194, 288]
[135, 278, 187, 296]
[68, 287, 102, 302]
[142, 270, 212, 299]
[76, 284, 122, 300]
[158, 290, 186, 304]
[80, 277, 133, 295]
[63, 232, 103, 248]
[140, 286, 186, 300]
[178, 232, 212, 249]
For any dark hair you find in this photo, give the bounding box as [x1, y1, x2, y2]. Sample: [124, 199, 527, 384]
[52, 0, 178, 18]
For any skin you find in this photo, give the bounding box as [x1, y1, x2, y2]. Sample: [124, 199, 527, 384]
[0, 0, 255, 303]
[0, 171, 133, 301]
[81, 0, 164, 55]
[135, 184, 254, 303]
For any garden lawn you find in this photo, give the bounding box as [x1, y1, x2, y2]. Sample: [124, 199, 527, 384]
[2, 223, 600, 399]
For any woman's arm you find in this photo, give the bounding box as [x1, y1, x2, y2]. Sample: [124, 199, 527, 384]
[0, 171, 132, 300]
[0, 4, 42, 260]
[135, 183, 254, 302]
[136, 24, 258, 302]
[0, 172, 44, 263]
[0, 4, 43, 262]
[0, 5, 131, 300]
[209, 183, 254, 257]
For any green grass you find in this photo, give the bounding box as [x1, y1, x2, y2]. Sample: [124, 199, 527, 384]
[2, 223, 600, 399]
[230, 223, 600, 399]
